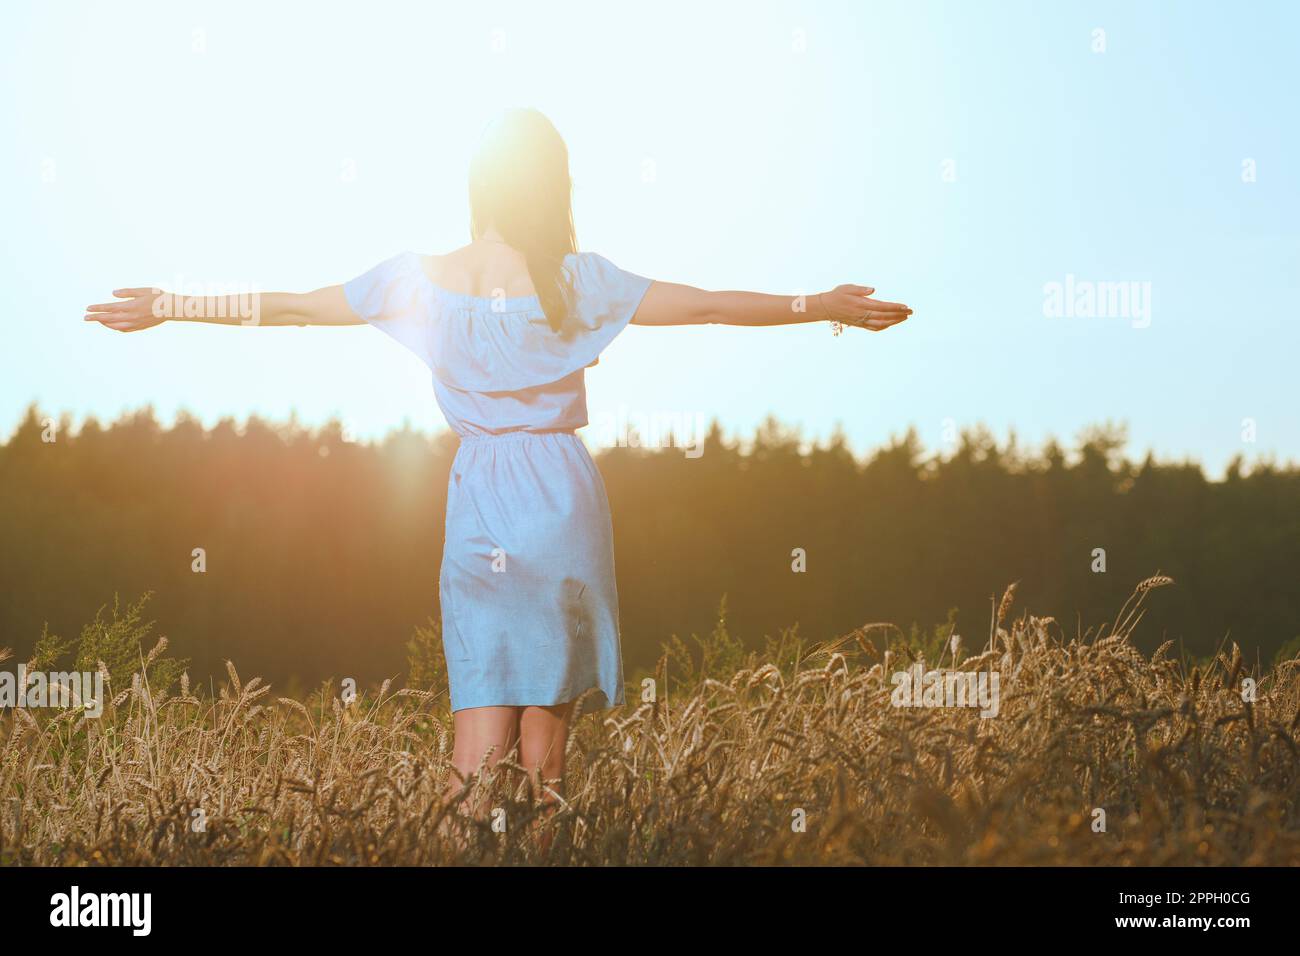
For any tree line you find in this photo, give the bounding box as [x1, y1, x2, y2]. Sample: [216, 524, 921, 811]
[1, 405, 1296, 688]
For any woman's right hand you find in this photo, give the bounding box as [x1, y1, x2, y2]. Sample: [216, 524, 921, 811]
[818, 284, 912, 331]
[84, 288, 171, 333]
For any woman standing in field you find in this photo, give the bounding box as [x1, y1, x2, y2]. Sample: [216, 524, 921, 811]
[84, 108, 911, 813]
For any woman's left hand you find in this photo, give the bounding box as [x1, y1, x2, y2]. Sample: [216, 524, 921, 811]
[84, 288, 171, 332]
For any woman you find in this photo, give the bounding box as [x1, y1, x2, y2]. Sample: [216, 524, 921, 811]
[84, 108, 911, 807]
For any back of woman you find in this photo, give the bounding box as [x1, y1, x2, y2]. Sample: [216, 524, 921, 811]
[342, 234, 653, 719]
[86, 105, 911, 818]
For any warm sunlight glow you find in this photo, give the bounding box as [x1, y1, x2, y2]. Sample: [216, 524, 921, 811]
[4, 1, 1298, 474]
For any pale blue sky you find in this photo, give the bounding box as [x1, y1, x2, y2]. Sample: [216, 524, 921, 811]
[3, 0, 1297, 473]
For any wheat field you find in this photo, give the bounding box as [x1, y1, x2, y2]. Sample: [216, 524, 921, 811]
[2, 577, 1298, 866]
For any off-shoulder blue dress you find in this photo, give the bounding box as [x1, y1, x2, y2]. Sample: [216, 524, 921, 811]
[344, 251, 652, 712]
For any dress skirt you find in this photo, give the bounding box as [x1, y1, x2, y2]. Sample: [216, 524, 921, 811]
[439, 430, 625, 712]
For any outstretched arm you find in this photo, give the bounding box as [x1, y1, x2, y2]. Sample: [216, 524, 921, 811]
[85, 285, 360, 332]
[631, 281, 911, 331]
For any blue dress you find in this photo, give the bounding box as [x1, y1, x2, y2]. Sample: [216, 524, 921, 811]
[344, 251, 653, 712]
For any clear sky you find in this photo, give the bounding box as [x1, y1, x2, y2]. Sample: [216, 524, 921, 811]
[3, 0, 1297, 474]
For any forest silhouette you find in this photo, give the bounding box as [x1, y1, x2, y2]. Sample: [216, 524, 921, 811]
[2, 404, 1296, 688]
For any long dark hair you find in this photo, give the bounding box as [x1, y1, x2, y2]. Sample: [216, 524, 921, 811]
[468, 109, 577, 332]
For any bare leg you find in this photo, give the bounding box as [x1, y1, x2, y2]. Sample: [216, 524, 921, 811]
[519, 702, 574, 790]
[445, 705, 520, 813]
[518, 702, 574, 849]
